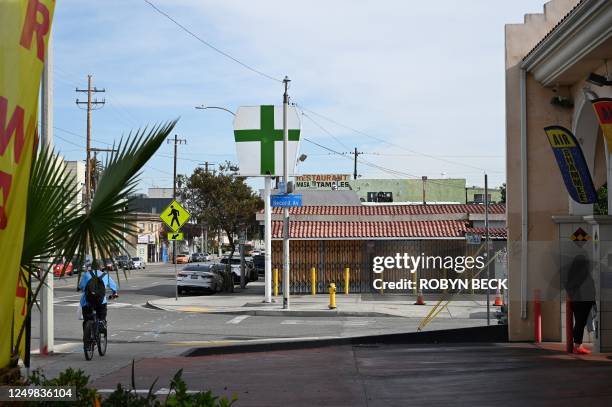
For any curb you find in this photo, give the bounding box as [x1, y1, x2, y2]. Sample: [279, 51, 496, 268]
[182, 325, 509, 357]
[145, 300, 399, 318]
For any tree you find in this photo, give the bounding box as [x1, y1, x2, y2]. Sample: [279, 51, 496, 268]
[179, 162, 263, 291]
[500, 182, 506, 204]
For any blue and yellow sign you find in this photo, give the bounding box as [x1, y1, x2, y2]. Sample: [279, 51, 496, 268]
[544, 126, 597, 204]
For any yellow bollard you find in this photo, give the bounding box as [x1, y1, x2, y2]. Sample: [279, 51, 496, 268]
[344, 267, 350, 295]
[328, 283, 337, 309]
[311, 267, 316, 295]
[273, 268, 279, 296]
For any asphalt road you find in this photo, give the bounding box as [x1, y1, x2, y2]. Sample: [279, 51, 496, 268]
[29, 264, 460, 381]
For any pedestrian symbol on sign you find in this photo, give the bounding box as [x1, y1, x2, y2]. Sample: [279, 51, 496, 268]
[169, 205, 180, 229]
[159, 199, 191, 232]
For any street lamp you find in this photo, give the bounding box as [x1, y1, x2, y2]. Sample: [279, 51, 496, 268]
[194, 105, 236, 116]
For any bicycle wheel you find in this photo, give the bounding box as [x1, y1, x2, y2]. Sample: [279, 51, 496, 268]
[97, 321, 107, 356]
[83, 321, 95, 360]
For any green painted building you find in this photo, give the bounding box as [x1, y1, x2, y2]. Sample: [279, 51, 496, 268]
[350, 178, 467, 203]
[465, 186, 503, 204]
[294, 174, 503, 204]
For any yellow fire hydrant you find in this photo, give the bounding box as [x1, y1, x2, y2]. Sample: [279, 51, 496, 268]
[328, 283, 337, 309]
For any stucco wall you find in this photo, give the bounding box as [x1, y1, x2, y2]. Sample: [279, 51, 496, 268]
[505, 0, 581, 342]
[350, 178, 466, 203]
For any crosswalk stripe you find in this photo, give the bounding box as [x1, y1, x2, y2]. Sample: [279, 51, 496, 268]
[280, 320, 371, 326]
[226, 315, 250, 324]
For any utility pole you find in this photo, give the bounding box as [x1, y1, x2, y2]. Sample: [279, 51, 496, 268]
[90, 147, 118, 192]
[282, 76, 291, 309]
[485, 173, 490, 326]
[199, 161, 216, 174]
[76, 75, 105, 210]
[349, 148, 363, 180]
[168, 135, 186, 301]
[422, 176, 428, 205]
[168, 134, 187, 197]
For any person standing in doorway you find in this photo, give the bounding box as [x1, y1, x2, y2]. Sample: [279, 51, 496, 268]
[565, 254, 596, 355]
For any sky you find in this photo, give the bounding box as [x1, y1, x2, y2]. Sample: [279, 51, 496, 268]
[49, 0, 546, 193]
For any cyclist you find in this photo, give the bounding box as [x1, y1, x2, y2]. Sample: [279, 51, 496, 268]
[78, 266, 118, 335]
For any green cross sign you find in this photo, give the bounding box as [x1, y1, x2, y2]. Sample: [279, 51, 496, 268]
[234, 105, 300, 175]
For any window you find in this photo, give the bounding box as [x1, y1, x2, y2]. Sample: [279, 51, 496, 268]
[367, 191, 393, 202]
[473, 194, 492, 204]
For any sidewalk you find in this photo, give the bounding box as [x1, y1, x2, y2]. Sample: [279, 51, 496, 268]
[148, 281, 499, 319]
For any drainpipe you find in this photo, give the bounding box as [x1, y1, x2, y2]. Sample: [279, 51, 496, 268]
[520, 67, 528, 320]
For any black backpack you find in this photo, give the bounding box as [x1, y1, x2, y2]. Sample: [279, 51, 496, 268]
[85, 271, 107, 306]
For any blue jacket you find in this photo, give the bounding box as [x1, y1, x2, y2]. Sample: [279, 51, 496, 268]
[79, 270, 118, 307]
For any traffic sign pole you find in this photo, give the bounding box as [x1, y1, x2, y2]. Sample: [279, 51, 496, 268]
[173, 240, 178, 301]
[264, 176, 272, 303]
[282, 76, 291, 310]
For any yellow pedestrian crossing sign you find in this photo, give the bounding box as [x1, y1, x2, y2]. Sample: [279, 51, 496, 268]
[168, 232, 184, 241]
[160, 199, 191, 232]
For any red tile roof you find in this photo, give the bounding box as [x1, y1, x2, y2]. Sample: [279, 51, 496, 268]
[272, 220, 507, 239]
[270, 204, 505, 216]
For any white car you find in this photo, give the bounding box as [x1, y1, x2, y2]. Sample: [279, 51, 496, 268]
[132, 257, 146, 269]
[219, 257, 257, 284]
[177, 264, 223, 294]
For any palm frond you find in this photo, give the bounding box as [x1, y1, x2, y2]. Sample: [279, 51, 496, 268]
[62, 121, 178, 278]
[21, 146, 81, 269]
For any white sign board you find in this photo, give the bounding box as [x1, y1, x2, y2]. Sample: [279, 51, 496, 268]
[233, 105, 301, 176]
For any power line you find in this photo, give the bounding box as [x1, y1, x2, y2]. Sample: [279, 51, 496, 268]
[54, 126, 174, 177]
[297, 104, 489, 172]
[142, 0, 282, 83]
[302, 111, 351, 150]
[300, 117, 492, 191]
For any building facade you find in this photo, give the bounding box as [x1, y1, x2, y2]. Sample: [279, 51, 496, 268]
[295, 174, 501, 204]
[506, 0, 612, 351]
[260, 204, 506, 294]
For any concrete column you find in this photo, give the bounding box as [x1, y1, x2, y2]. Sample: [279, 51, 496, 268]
[585, 216, 612, 353]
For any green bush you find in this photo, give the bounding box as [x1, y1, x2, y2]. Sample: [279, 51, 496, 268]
[28, 363, 236, 407]
[28, 368, 97, 406]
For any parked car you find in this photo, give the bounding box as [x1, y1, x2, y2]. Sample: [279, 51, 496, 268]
[253, 254, 265, 275]
[177, 264, 224, 294]
[219, 256, 258, 284]
[53, 260, 73, 277]
[115, 255, 134, 269]
[132, 257, 146, 269]
[174, 254, 189, 264]
[190, 252, 212, 262]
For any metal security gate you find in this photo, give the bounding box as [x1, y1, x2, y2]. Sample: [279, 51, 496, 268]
[272, 239, 505, 294]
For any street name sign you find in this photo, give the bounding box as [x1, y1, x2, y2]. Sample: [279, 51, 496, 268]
[160, 199, 191, 232]
[233, 105, 301, 176]
[168, 232, 184, 241]
[465, 232, 482, 245]
[271, 194, 302, 208]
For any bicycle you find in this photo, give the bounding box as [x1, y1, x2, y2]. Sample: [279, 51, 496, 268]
[83, 294, 117, 360]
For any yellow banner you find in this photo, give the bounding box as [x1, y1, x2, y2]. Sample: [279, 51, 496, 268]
[13, 269, 28, 359]
[0, 0, 55, 368]
[592, 98, 612, 152]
